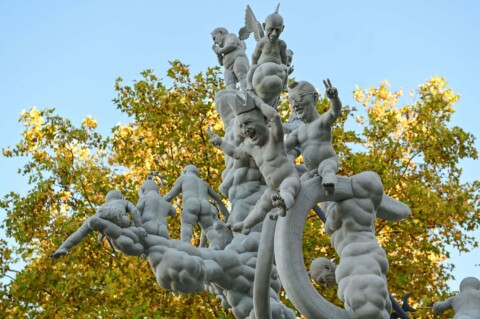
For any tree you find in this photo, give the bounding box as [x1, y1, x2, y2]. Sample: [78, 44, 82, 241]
[1, 60, 478, 318]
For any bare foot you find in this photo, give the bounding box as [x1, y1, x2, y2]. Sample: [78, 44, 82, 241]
[322, 173, 337, 196]
[271, 194, 287, 217]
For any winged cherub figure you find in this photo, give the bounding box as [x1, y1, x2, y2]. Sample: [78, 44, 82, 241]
[240, 4, 289, 94]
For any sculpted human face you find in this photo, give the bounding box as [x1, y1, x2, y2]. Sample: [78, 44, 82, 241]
[237, 110, 268, 146]
[288, 90, 318, 123]
[264, 18, 284, 42]
[212, 32, 226, 47]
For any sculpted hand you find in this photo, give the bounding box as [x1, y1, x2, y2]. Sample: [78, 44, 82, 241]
[207, 127, 223, 147]
[212, 44, 221, 55]
[51, 248, 68, 259]
[323, 78, 338, 99]
[287, 64, 294, 75]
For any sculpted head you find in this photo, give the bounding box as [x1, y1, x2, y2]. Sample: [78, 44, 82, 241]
[263, 4, 284, 42]
[263, 14, 284, 42]
[105, 190, 124, 202]
[286, 49, 294, 66]
[232, 92, 268, 146]
[211, 27, 229, 47]
[459, 277, 480, 292]
[139, 179, 159, 196]
[308, 257, 336, 285]
[182, 164, 199, 176]
[288, 81, 319, 123]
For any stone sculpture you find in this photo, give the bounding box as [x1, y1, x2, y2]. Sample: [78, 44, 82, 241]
[285, 79, 341, 194]
[137, 177, 176, 238]
[433, 277, 480, 319]
[242, 4, 288, 92]
[274, 172, 410, 319]
[309, 257, 337, 286]
[51, 190, 146, 258]
[239, 4, 289, 106]
[308, 256, 415, 319]
[211, 27, 250, 91]
[144, 231, 295, 318]
[50, 4, 420, 319]
[286, 48, 294, 75]
[163, 164, 229, 248]
[322, 172, 409, 319]
[207, 92, 300, 234]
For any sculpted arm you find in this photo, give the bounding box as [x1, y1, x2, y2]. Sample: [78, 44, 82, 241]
[280, 41, 288, 65]
[164, 178, 183, 202]
[126, 201, 143, 227]
[251, 41, 263, 64]
[253, 95, 284, 141]
[433, 297, 453, 314]
[217, 35, 238, 55]
[207, 184, 230, 219]
[322, 79, 342, 126]
[284, 129, 299, 154]
[207, 127, 248, 159]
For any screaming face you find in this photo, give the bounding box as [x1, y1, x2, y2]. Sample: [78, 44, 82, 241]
[237, 110, 268, 146]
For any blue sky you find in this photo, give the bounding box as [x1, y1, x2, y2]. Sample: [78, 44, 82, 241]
[1, 1, 479, 291]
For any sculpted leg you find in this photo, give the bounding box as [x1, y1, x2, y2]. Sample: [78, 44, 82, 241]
[233, 58, 249, 91]
[224, 69, 237, 90]
[277, 176, 301, 216]
[181, 203, 200, 243]
[88, 216, 122, 239]
[231, 188, 275, 234]
[318, 157, 339, 196]
[246, 64, 258, 91]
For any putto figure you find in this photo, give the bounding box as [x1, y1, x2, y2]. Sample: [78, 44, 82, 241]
[164, 165, 229, 246]
[51, 190, 146, 258]
[285, 79, 341, 195]
[433, 277, 480, 319]
[241, 4, 289, 94]
[136, 177, 176, 238]
[208, 92, 300, 234]
[211, 27, 250, 91]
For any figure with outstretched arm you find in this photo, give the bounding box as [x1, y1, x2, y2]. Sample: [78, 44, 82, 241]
[207, 92, 300, 234]
[433, 277, 480, 319]
[51, 190, 146, 258]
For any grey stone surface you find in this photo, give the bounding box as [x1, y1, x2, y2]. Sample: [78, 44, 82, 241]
[275, 173, 410, 319]
[137, 178, 175, 238]
[241, 5, 289, 106]
[50, 4, 418, 319]
[51, 190, 147, 258]
[208, 92, 300, 233]
[433, 277, 480, 319]
[285, 79, 341, 193]
[164, 164, 229, 249]
[309, 257, 337, 286]
[211, 27, 249, 91]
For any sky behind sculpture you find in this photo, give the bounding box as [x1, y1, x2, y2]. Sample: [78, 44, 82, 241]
[0, 0, 478, 290]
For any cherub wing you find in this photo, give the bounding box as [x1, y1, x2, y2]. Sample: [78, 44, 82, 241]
[238, 5, 264, 41]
